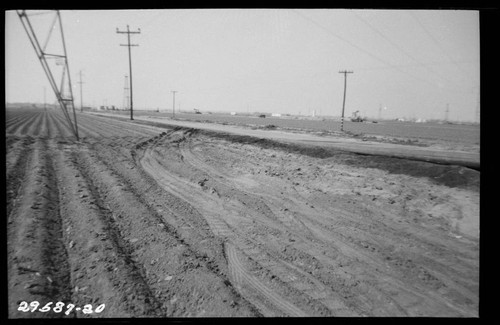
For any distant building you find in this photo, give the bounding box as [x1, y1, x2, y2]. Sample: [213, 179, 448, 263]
[271, 113, 282, 117]
[230, 112, 236, 116]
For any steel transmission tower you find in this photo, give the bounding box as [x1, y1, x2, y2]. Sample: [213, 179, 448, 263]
[17, 10, 79, 140]
[117, 25, 140, 120]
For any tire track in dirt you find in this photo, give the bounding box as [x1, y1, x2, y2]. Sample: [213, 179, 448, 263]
[138, 144, 232, 239]
[136, 131, 324, 316]
[226, 243, 308, 317]
[176, 136, 364, 315]
[8, 139, 73, 318]
[139, 142, 303, 315]
[83, 137, 259, 316]
[137, 129, 478, 316]
[150, 135, 329, 315]
[200, 136, 479, 315]
[72, 148, 241, 316]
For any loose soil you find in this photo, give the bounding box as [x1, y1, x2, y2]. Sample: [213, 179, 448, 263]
[6, 108, 479, 317]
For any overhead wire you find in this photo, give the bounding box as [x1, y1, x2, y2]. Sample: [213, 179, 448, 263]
[291, 10, 438, 86]
[408, 11, 475, 80]
[290, 9, 474, 95]
[352, 11, 470, 92]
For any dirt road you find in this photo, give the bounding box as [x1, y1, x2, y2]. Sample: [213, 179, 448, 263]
[90, 112, 480, 169]
[7, 108, 479, 317]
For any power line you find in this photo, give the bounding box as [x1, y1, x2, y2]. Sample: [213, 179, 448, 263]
[117, 25, 141, 120]
[291, 10, 469, 93]
[354, 59, 477, 71]
[353, 12, 467, 91]
[409, 11, 473, 80]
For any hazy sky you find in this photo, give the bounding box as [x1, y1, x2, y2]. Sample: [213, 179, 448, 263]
[5, 9, 479, 121]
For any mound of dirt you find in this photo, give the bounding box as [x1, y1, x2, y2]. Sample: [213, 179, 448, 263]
[178, 127, 480, 192]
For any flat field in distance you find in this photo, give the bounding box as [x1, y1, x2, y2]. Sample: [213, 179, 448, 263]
[103, 110, 480, 148]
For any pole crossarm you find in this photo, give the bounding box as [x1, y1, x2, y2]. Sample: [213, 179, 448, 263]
[16, 10, 79, 140]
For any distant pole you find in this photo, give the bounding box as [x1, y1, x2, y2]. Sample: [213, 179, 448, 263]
[171, 91, 177, 118]
[378, 103, 382, 120]
[123, 74, 130, 110]
[339, 70, 353, 132]
[445, 103, 449, 122]
[117, 25, 141, 120]
[78, 70, 84, 112]
[44, 87, 46, 111]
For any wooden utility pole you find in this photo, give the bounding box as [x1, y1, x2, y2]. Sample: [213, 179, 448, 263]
[117, 25, 140, 120]
[339, 70, 353, 132]
[171, 91, 177, 118]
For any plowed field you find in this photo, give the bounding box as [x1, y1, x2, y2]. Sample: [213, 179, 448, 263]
[6, 108, 479, 317]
